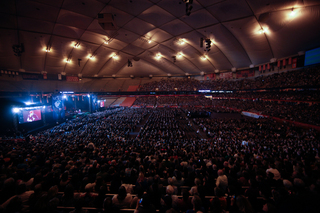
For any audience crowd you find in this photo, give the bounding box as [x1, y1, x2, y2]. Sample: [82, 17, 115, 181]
[1, 66, 320, 213]
[134, 96, 319, 126]
[139, 66, 320, 92]
[1, 107, 320, 213]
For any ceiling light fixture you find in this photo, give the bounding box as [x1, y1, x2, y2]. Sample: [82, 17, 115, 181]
[74, 42, 80, 48]
[65, 55, 72, 63]
[177, 52, 183, 58]
[155, 53, 162, 60]
[259, 28, 266, 34]
[290, 7, 297, 17]
[111, 53, 119, 60]
[45, 45, 51, 52]
[201, 55, 207, 60]
[87, 54, 96, 60]
[148, 40, 152, 44]
[178, 38, 186, 45]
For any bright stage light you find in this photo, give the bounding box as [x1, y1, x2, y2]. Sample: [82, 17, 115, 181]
[12, 108, 20, 113]
[63, 95, 67, 99]
[25, 101, 33, 105]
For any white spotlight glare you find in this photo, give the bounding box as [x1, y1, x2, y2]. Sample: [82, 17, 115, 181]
[201, 55, 207, 60]
[290, 8, 297, 17]
[63, 95, 67, 99]
[12, 108, 20, 113]
[178, 38, 186, 45]
[25, 101, 32, 105]
[155, 53, 162, 60]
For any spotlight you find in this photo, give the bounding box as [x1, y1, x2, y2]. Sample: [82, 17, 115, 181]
[290, 8, 297, 17]
[65, 57, 72, 63]
[25, 101, 33, 105]
[45, 46, 51, 52]
[63, 95, 67, 99]
[111, 53, 119, 60]
[112, 55, 119, 60]
[177, 52, 183, 58]
[12, 108, 20, 113]
[178, 38, 186, 45]
[148, 40, 152, 44]
[155, 53, 162, 60]
[74, 42, 80, 48]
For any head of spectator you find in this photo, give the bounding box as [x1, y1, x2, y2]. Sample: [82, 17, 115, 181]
[191, 195, 203, 212]
[236, 195, 254, 213]
[166, 185, 174, 195]
[117, 186, 127, 201]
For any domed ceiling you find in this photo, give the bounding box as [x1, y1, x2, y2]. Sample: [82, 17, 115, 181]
[1, 0, 320, 78]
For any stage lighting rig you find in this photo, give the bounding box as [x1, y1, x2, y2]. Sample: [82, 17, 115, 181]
[205, 39, 211, 52]
[183, 0, 193, 16]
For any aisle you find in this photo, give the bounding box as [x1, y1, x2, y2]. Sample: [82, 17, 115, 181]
[129, 112, 151, 138]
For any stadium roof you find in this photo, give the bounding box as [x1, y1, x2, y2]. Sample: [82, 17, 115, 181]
[1, 0, 320, 78]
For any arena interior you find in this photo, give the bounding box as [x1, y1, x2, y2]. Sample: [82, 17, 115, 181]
[1, 0, 320, 213]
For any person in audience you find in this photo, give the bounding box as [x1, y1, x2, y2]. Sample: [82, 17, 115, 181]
[135, 194, 157, 213]
[216, 170, 228, 194]
[70, 198, 88, 213]
[186, 195, 205, 213]
[190, 178, 202, 196]
[100, 197, 119, 213]
[112, 186, 132, 209]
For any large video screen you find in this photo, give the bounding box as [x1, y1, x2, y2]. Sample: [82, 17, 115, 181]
[305, 47, 320, 66]
[18, 109, 42, 124]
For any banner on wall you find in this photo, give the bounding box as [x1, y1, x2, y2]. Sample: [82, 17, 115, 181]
[22, 74, 40, 80]
[205, 73, 216, 80]
[236, 70, 254, 78]
[292, 58, 297, 68]
[66, 76, 79, 82]
[219, 72, 233, 79]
